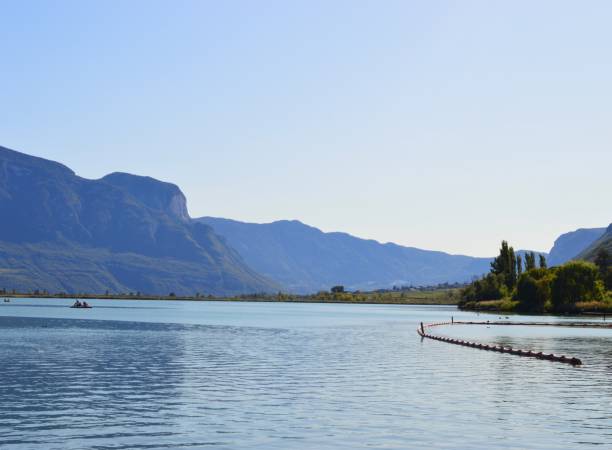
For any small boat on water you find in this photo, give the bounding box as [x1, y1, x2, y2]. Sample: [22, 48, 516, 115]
[70, 300, 92, 309]
[3, 298, 9, 303]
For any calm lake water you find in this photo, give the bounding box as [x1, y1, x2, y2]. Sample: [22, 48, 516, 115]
[1, 299, 611, 449]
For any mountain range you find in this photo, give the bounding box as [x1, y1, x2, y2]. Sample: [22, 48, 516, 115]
[0, 146, 277, 295]
[0, 145, 607, 295]
[197, 217, 493, 293]
[197, 218, 609, 293]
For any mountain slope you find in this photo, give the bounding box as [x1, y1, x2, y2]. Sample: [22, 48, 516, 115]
[0, 145, 277, 295]
[197, 217, 492, 293]
[576, 224, 612, 262]
[547, 227, 606, 266]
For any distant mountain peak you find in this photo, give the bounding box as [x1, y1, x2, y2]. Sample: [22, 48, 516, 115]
[0, 145, 75, 177]
[102, 171, 190, 222]
[274, 219, 308, 226]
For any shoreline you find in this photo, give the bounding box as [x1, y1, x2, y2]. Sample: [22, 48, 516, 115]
[459, 299, 612, 316]
[1, 293, 458, 306]
[3, 294, 611, 317]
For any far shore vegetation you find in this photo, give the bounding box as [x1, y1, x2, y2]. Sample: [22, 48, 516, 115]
[3, 246, 610, 313]
[459, 241, 612, 314]
[0, 284, 462, 306]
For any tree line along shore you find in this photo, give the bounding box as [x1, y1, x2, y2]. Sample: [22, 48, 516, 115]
[459, 241, 612, 314]
[0, 285, 461, 305]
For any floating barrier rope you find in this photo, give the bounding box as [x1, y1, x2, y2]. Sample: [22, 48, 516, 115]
[417, 319, 591, 366]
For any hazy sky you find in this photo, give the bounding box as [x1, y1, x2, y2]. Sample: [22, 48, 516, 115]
[1, 1, 610, 256]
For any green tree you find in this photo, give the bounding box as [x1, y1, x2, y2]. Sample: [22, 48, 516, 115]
[605, 268, 612, 291]
[551, 261, 604, 312]
[516, 255, 523, 276]
[516, 273, 547, 313]
[525, 252, 536, 271]
[594, 248, 609, 273]
[460, 273, 506, 303]
[594, 247, 608, 274]
[539, 254, 547, 269]
[508, 247, 517, 288]
[594, 248, 612, 290]
[490, 241, 517, 289]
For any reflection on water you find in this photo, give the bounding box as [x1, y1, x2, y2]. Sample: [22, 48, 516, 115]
[0, 301, 611, 449]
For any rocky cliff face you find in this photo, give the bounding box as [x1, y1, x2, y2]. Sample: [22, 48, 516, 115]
[102, 172, 190, 222]
[548, 227, 606, 266]
[0, 145, 277, 295]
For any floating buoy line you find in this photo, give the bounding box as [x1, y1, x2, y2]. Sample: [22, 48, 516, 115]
[415, 319, 607, 366]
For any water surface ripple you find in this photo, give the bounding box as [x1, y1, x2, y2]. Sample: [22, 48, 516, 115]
[1, 300, 611, 449]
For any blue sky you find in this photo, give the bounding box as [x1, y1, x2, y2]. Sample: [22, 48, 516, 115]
[1, 1, 610, 256]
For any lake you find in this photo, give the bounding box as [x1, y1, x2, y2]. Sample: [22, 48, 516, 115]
[1, 299, 611, 449]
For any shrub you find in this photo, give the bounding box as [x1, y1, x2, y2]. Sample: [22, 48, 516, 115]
[551, 261, 604, 312]
[460, 273, 506, 304]
[515, 268, 555, 313]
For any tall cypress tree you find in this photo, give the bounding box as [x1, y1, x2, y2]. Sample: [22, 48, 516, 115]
[525, 252, 536, 271]
[516, 255, 523, 276]
[594, 248, 609, 277]
[508, 247, 517, 288]
[491, 241, 518, 289]
[491, 241, 510, 275]
[539, 254, 547, 269]
[594, 249, 611, 290]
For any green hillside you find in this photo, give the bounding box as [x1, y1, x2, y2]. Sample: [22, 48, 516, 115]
[577, 224, 612, 262]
